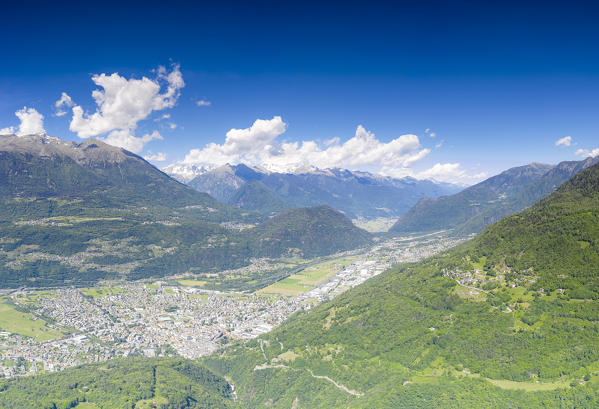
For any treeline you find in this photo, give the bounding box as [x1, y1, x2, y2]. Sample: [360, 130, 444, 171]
[0, 358, 237, 409]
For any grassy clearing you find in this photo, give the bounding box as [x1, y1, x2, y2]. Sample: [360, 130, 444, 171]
[411, 361, 571, 392]
[487, 378, 569, 391]
[277, 351, 300, 362]
[454, 285, 487, 302]
[12, 290, 56, 306]
[0, 302, 64, 341]
[470, 256, 487, 271]
[134, 397, 169, 408]
[48, 216, 123, 223]
[75, 403, 100, 409]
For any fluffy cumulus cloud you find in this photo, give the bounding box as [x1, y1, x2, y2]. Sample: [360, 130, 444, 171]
[555, 136, 572, 147]
[181, 116, 432, 173]
[0, 107, 46, 135]
[196, 99, 211, 107]
[575, 147, 599, 158]
[171, 116, 488, 184]
[62, 64, 184, 153]
[425, 128, 436, 138]
[55, 92, 74, 116]
[411, 163, 487, 184]
[182, 116, 287, 167]
[103, 130, 163, 154]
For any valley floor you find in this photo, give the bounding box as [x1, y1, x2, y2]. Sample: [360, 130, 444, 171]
[0, 231, 466, 379]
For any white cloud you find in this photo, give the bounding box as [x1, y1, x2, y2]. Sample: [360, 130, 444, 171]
[324, 137, 340, 146]
[144, 152, 167, 162]
[154, 113, 171, 121]
[63, 64, 184, 153]
[555, 136, 572, 147]
[416, 163, 487, 184]
[169, 123, 177, 130]
[196, 99, 211, 107]
[16, 107, 45, 135]
[103, 130, 163, 154]
[380, 162, 487, 185]
[1, 107, 46, 136]
[182, 116, 286, 167]
[424, 128, 436, 138]
[575, 147, 599, 158]
[0, 126, 15, 135]
[55, 92, 74, 117]
[180, 117, 430, 174]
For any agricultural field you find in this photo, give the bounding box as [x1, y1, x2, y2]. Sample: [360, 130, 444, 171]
[177, 279, 207, 287]
[258, 256, 359, 296]
[0, 300, 64, 341]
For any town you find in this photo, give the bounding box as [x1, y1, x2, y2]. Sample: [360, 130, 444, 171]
[0, 231, 467, 378]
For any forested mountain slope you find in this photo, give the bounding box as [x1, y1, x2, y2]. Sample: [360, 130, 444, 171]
[391, 157, 599, 234]
[201, 162, 599, 408]
[456, 155, 599, 233]
[0, 135, 371, 288]
[251, 205, 372, 258]
[0, 358, 238, 409]
[390, 162, 553, 233]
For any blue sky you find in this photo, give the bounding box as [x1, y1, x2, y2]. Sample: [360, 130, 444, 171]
[1, 0, 598, 184]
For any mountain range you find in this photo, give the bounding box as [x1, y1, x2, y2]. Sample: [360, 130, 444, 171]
[0, 134, 371, 288]
[198, 160, 599, 408]
[390, 156, 599, 234]
[4, 155, 599, 407]
[172, 163, 461, 219]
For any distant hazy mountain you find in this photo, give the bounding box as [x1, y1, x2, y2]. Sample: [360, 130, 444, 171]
[161, 163, 209, 183]
[227, 180, 290, 216]
[390, 157, 599, 234]
[0, 134, 372, 288]
[187, 164, 258, 203]
[180, 164, 460, 219]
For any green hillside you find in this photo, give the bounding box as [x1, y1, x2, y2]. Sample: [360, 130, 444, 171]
[390, 163, 553, 234]
[4, 138, 599, 408]
[0, 135, 370, 288]
[200, 162, 599, 408]
[391, 157, 599, 235]
[252, 205, 372, 258]
[0, 358, 238, 409]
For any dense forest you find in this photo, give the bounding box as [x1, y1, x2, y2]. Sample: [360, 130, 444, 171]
[0, 136, 371, 288]
[0, 358, 237, 409]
